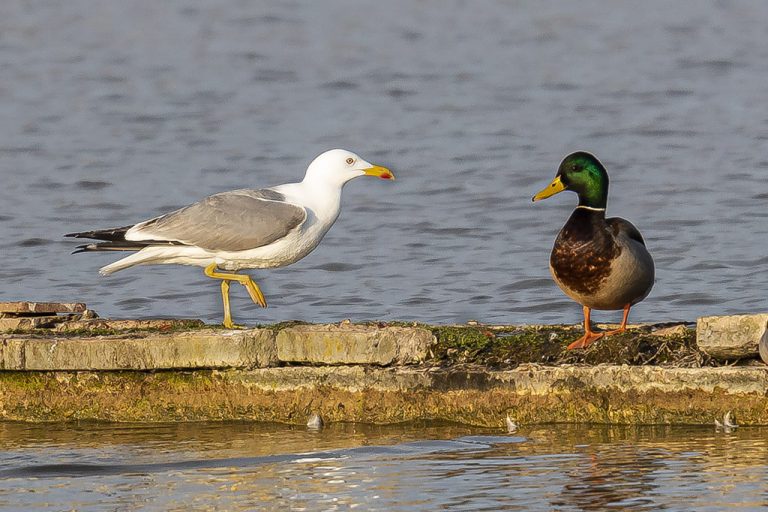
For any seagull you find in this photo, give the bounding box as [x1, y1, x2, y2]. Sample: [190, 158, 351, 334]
[66, 149, 394, 328]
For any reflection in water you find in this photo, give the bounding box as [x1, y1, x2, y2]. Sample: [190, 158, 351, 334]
[0, 422, 766, 510]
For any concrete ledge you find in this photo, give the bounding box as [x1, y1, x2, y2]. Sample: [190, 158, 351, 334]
[697, 313, 768, 360]
[0, 365, 765, 425]
[0, 323, 438, 370]
[0, 319, 765, 425]
[276, 324, 435, 365]
[0, 330, 277, 370]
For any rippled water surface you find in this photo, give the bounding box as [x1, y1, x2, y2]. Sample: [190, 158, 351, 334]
[1, 1, 767, 325]
[0, 422, 766, 511]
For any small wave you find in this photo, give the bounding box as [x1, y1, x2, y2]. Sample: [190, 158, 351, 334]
[0, 436, 523, 480]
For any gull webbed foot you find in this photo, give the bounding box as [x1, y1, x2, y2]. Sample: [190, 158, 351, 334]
[242, 277, 267, 308]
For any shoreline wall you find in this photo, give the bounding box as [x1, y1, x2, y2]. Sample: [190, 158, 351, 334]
[0, 319, 766, 425]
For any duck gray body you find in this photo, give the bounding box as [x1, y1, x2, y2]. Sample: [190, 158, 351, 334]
[549, 208, 654, 311]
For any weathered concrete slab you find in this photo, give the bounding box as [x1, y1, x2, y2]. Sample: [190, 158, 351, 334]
[0, 329, 277, 370]
[697, 314, 768, 360]
[0, 316, 62, 330]
[0, 302, 86, 315]
[53, 318, 204, 333]
[276, 324, 435, 365]
[0, 365, 765, 424]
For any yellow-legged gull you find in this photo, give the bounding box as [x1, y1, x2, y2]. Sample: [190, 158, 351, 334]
[66, 149, 394, 328]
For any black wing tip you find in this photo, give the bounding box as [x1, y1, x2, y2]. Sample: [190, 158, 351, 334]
[68, 240, 185, 254]
[63, 225, 133, 241]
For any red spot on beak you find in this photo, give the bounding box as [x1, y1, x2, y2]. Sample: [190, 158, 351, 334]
[381, 172, 393, 180]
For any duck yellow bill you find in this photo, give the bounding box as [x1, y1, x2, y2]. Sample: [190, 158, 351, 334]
[532, 175, 565, 201]
[363, 165, 395, 180]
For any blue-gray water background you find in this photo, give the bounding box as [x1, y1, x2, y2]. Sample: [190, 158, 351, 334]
[1, 1, 766, 325]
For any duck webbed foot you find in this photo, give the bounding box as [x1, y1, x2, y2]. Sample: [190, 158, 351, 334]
[567, 330, 604, 350]
[567, 304, 633, 350]
[567, 305, 604, 350]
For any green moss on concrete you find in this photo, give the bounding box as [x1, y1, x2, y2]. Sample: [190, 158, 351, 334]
[432, 326, 495, 354]
[0, 372, 48, 391]
[254, 320, 310, 332]
[429, 325, 708, 368]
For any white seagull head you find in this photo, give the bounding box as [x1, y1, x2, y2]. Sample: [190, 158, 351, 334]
[302, 149, 394, 187]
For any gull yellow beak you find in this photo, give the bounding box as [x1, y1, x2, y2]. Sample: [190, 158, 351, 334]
[363, 165, 395, 180]
[532, 175, 565, 202]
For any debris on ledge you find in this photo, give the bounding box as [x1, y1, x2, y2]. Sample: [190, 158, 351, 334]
[0, 301, 95, 331]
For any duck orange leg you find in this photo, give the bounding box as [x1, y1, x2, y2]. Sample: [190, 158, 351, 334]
[602, 304, 631, 336]
[567, 306, 605, 350]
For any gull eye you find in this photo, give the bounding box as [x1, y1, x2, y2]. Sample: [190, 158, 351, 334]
[346, 157, 355, 165]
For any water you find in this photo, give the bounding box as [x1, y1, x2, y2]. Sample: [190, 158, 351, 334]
[0, 421, 765, 510]
[1, 1, 767, 326]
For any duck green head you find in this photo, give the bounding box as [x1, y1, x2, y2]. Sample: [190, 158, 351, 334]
[532, 151, 609, 209]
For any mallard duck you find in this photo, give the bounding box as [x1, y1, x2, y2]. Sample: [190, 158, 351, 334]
[532, 151, 654, 350]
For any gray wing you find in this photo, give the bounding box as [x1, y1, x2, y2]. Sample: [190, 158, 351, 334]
[126, 189, 307, 252]
[606, 217, 645, 246]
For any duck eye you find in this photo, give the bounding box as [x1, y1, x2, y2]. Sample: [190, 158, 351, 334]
[346, 157, 355, 165]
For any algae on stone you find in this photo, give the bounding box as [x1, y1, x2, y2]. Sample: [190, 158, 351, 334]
[430, 325, 709, 368]
[1, 366, 766, 425]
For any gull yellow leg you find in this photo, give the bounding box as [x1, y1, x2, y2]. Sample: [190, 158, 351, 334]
[219, 280, 243, 329]
[204, 263, 267, 327]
